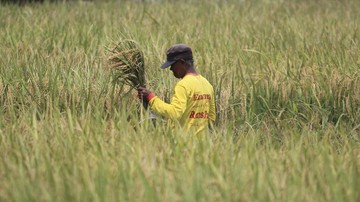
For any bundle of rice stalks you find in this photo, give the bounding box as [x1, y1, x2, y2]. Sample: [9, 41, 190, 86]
[105, 39, 149, 109]
[105, 39, 146, 89]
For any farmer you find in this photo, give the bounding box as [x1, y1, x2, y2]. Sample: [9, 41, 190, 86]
[137, 44, 216, 134]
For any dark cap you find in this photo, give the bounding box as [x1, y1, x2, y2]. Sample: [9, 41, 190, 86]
[160, 44, 193, 69]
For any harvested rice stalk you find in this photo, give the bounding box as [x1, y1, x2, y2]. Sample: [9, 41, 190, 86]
[105, 39, 148, 109]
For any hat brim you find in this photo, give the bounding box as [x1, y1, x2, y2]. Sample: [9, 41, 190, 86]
[160, 60, 176, 69]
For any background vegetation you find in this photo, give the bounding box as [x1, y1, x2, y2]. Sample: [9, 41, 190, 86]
[0, 0, 359, 201]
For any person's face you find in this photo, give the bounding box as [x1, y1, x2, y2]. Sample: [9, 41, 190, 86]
[170, 60, 187, 78]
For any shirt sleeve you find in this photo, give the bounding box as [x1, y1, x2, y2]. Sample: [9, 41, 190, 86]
[148, 84, 188, 120]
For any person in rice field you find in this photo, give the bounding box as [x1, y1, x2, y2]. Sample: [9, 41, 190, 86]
[137, 44, 216, 134]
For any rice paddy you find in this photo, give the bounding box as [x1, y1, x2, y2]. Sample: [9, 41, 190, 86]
[0, 0, 359, 201]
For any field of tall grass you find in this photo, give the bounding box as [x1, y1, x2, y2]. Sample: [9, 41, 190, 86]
[0, 0, 359, 201]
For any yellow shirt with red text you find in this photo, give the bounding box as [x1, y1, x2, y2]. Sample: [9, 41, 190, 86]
[148, 74, 216, 134]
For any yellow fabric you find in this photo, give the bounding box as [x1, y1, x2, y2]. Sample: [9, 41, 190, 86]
[149, 74, 216, 134]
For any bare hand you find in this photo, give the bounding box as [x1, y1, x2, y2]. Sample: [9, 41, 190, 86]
[137, 87, 152, 100]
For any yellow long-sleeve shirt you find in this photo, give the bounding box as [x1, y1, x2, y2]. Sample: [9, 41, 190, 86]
[148, 74, 216, 134]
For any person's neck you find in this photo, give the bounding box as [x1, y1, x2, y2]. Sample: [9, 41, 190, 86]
[186, 68, 199, 76]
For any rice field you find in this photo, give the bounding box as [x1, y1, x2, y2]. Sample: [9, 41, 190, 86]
[0, 0, 359, 201]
